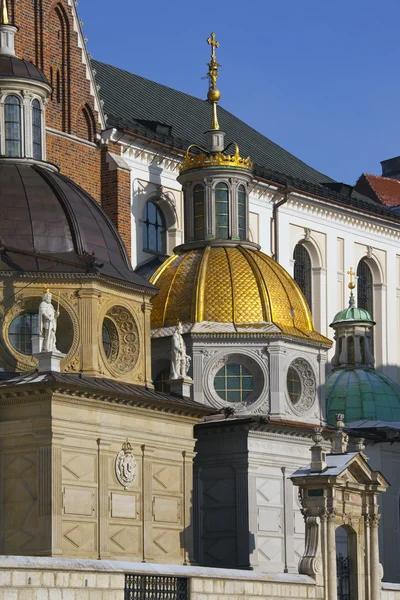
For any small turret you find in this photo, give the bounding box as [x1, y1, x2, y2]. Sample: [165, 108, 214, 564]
[0, 0, 17, 57]
[330, 267, 375, 370]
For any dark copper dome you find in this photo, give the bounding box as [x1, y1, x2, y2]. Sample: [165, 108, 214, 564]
[0, 56, 49, 84]
[0, 161, 153, 290]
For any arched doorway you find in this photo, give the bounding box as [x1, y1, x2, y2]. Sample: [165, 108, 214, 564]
[336, 525, 358, 600]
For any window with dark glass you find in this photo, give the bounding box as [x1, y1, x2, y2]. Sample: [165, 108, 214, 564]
[214, 363, 253, 403]
[154, 368, 170, 394]
[357, 259, 373, 317]
[9, 312, 38, 355]
[143, 201, 166, 254]
[215, 182, 229, 239]
[32, 99, 42, 160]
[347, 336, 355, 365]
[5, 95, 22, 157]
[360, 337, 365, 363]
[287, 366, 302, 404]
[193, 184, 205, 241]
[238, 185, 246, 240]
[293, 244, 312, 311]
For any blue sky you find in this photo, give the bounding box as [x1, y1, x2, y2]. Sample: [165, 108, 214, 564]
[80, 0, 400, 184]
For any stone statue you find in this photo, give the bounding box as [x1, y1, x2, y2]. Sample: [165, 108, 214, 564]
[38, 290, 59, 352]
[170, 322, 191, 379]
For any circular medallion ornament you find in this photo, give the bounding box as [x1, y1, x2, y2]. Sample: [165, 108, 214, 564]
[115, 440, 137, 489]
[286, 357, 316, 415]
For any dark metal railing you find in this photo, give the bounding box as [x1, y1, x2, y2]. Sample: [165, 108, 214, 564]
[124, 574, 189, 600]
[337, 555, 350, 600]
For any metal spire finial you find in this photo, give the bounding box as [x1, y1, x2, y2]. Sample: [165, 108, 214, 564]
[347, 266, 356, 307]
[0, 0, 9, 25]
[206, 32, 221, 130]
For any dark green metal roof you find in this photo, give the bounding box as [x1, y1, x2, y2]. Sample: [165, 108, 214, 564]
[92, 60, 400, 220]
[331, 306, 374, 325]
[326, 369, 400, 424]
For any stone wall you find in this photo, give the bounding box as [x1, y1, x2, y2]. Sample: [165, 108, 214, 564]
[0, 557, 318, 600]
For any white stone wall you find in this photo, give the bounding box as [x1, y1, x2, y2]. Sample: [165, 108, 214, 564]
[0, 557, 318, 600]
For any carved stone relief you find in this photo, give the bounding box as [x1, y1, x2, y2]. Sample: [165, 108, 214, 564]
[287, 357, 316, 415]
[115, 440, 137, 489]
[102, 305, 140, 376]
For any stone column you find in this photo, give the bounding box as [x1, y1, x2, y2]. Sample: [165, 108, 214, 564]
[97, 438, 112, 559]
[141, 444, 155, 562]
[78, 289, 100, 376]
[327, 513, 337, 600]
[369, 515, 381, 600]
[364, 515, 371, 600]
[38, 433, 64, 556]
[235, 466, 250, 569]
[268, 342, 287, 419]
[182, 450, 195, 565]
[141, 301, 154, 388]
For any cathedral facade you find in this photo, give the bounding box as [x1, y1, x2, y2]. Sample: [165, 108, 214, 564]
[1, 0, 400, 598]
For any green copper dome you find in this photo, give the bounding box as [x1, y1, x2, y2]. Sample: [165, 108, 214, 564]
[331, 305, 373, 325]
[326, 369, 400, 425]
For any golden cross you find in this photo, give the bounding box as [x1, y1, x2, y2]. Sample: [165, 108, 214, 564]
[207, 32, 219, 60]
[347, 267, 356, 291]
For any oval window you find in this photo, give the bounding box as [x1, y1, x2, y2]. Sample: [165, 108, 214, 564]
[287, 366, 302, 404]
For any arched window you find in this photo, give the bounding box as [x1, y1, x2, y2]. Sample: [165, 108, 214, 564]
[5, 95, 22, 157]
[154, 368, 170, 394]
[215, 182, 229, 239]
[360, 337, 366, 364]
[193, 184, 205, 241]
[357, 259, 373, 317]
[143, 200, 166, 254]
[238, 185, 246, 241]
[32, 99, 42, 160]
[348, 336, 355, 365]
[293, 244, 312, 311]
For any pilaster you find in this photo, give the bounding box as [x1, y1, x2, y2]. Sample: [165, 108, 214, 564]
[77, 289, 100, 376]
[141, 300, 154, 388]
[97, 438, 112, 559]
[267, 342, 286, 418]
[141, 444, 155, 562]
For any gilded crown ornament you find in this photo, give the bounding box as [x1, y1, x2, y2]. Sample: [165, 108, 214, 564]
[179, 142, 253, 173]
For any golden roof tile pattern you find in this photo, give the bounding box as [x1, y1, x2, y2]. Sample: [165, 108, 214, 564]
[150, 246, 331, 344]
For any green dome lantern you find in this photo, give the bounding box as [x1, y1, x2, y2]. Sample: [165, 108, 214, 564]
[325, 265, 400, 425]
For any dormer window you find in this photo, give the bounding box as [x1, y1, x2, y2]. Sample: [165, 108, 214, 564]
[4, 95, 22, 157]
[32, 99, 42, 160]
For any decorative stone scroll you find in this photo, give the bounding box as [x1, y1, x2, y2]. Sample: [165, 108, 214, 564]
[104, 305, 139, 374]
[115, 440, 137, 489]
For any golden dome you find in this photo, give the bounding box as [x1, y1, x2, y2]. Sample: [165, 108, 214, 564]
[150, 245, 331, 344]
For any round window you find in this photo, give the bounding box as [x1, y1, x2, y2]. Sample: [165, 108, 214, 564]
[214, 363, 254, 403]
[9, 312, 38, 355]
[287, 366, 302, 404]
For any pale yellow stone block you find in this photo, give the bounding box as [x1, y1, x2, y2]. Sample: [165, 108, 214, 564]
[96, 574, 110, 589]
[212, 580, 225, 593]
[42, 572, 56, 587]
[61, 590, 75, 600]
[223, 581, 235, 595]
[16, 590, 37, 600]
[55, 573, 70, 588]
[100, 591, 122, 600]
[252, 581, 263, 596]
[191, 579, 203, 592]
[49, 589, 62, 600]
[298, 586, 308, 598]
[244, 581, 254, 595]
[36, 590, 50, 600]
[307, 586, 316, 598]
[289, 585, 299, 597]
[0, 571, 11, 586]
[203, 580, 214, 593]
[70, 573, 86, 588]
[84, 575, 96, 588]
[26, 573, 42, 587]
[1, 591, 17, 600]
[11, 571, 26, 587]
[74, 591, 89, 600]
[234, 581, 245, 594]
[109, 574, 124, 590]
[88, 591, 102, 600]
[262, 583, 273, 596]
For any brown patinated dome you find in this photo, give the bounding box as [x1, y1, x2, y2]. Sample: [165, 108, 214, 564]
[0, 55, 49, 84]
[0, 160, 153, 290]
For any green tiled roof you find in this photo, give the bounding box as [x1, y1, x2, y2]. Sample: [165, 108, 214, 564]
[326, 369, 400, 425]
[331, 306, 373, 325]
[92, 60, 400, 220]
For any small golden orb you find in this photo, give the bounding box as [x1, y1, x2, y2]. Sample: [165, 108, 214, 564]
[207, 89, 221, 102]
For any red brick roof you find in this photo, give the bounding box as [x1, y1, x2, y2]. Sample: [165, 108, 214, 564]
[362, 174, 400, 207]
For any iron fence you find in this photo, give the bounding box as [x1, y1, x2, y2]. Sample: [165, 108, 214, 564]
[124, 574, 189, 600]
